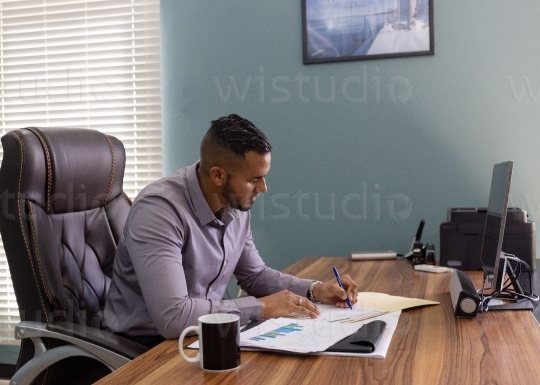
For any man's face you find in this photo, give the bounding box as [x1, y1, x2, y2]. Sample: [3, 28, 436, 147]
[222, 151, 270, 211]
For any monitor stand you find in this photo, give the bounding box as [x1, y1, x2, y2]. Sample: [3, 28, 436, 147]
[481, 258, 534, 311]
[486, 299, 533, 311]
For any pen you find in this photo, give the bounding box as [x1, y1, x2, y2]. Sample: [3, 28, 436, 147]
[332, 266, 353, 310]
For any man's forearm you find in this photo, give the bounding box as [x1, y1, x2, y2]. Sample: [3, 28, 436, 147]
[237, 266, 313, 298]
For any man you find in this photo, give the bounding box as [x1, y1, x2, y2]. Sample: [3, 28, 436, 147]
[103, 114, 357, 346]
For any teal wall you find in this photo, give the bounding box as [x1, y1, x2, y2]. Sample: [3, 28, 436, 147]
[161, 0, 540, 271]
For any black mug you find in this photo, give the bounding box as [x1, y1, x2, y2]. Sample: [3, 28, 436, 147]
[179, 314, 241, 372]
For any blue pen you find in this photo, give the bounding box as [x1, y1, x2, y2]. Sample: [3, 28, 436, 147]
[332, 266, 353, 310]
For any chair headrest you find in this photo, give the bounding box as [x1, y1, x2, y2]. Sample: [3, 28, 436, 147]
[20, 127, 126, 214]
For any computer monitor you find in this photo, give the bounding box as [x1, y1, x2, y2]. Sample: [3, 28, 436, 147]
[480, 161, 513, 293]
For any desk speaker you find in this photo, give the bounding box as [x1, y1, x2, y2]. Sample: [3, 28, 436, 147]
[449, 270, 480, 318]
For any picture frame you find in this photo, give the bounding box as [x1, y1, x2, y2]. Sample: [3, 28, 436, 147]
[302, 0, 434, 64]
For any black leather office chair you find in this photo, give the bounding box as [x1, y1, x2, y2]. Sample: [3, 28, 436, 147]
[0, 127, 148, 385]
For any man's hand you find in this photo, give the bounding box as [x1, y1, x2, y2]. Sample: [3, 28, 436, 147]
[312, 274, 358, 308]
[258, 290, 321, 319]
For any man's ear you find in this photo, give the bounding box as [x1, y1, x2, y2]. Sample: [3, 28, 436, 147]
[209, 166, 227, 187]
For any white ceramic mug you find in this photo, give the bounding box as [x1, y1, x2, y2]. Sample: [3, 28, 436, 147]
[178, 313, 241, 372]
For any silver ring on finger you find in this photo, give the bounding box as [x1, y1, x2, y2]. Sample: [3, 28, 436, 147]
[298, 297, 303, 306]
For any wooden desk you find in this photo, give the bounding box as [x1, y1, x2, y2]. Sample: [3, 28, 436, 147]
[95, 257, 540, 385]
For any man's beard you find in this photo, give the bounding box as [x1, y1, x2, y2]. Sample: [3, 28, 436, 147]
[222, 180, 252, 212]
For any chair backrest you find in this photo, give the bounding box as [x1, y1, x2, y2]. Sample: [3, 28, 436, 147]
[0, 127, 131, 328]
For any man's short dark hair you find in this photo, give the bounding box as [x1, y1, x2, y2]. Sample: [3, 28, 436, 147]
[200, 114, 271, 173]
[202, 114, 271, 156]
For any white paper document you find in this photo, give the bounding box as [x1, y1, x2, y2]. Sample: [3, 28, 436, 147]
[239, 317, 360, 353]
[295, 304, 387, 323]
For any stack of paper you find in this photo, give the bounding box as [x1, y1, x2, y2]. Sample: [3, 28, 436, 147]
[295, 304, 387, 323]
[239, 311, 401, 358]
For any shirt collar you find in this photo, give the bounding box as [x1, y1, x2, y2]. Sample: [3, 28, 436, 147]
[186, 161, 239, 227]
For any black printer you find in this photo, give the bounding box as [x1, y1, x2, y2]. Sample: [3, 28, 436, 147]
[439, 207, 535, 271]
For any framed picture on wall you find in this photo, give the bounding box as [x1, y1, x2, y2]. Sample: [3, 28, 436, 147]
[302, 0, 434, 64]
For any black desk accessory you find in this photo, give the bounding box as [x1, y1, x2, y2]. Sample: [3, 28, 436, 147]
[404, 219, 425, 260]
[479, 254, 536, 312]
[404, 219, 436, 265]
[449, 269, 481, 318]
[326, 320, 386, 354]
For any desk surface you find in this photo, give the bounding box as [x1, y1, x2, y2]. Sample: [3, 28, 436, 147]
[95, 257, 540, 385]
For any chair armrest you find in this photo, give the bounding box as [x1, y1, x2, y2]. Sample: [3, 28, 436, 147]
[12, 321, 149, 385]
[46, 321, 148, 358]
[15, 321, 148, 361]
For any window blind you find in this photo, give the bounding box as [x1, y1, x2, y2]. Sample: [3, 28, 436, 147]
[0, 0, 162, 344]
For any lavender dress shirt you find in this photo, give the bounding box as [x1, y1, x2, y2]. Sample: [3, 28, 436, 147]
[103, 161, 312, 339]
